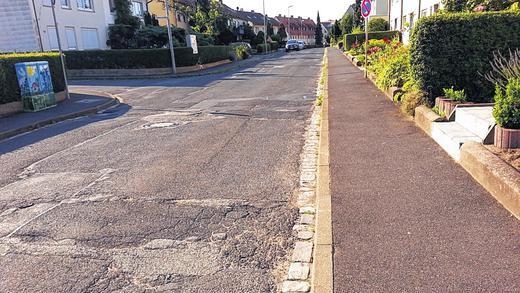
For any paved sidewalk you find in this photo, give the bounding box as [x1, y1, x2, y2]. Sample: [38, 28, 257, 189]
[327, 48, 520, 292]
[0, 92, 116, 140]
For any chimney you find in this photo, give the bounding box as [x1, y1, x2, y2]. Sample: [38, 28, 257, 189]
[236, 6, 239, 11]
[251, 10, 254, 13]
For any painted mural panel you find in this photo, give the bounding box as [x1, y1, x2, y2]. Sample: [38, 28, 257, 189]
[15, 61, 57, 112]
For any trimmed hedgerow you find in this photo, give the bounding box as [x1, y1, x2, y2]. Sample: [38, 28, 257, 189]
[410, 12, 520, 104]
[343, 30, 401, 50]
[256, 42, 279, 53]
[65, 46, 233, 69]
[0, 52, 65, 104]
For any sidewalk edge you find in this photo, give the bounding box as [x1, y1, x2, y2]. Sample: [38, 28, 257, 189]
[0, 91, 120, 141]
[312, 48, 333, 293]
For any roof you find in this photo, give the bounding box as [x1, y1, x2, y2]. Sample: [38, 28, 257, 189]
[275, 16, 316, 37]
[222, 4, 280, 27]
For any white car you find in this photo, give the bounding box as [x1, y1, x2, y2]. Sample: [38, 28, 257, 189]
[298, 41, 306, 50]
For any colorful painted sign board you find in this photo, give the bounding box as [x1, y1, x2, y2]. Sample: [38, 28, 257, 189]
[15, 61, 57, 112]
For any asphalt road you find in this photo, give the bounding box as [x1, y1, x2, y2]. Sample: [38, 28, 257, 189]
[0, 49, 324, 292]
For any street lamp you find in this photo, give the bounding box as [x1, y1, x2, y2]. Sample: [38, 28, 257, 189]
[164, 0, 177, 74]
[50, 0, 70, 100]
[262, 0, 267, 54]
[287, 5, 293, 40]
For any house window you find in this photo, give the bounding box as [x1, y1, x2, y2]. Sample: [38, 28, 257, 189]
[394, 18, 397, 30]
[131, 1, 143, 17]
[65, 27, 77, 50]
[47, 26, 59, 51]
[433, 3, 440, 13]
[61, 0, 70, 8]
[421, 9, 428, 17]
[43, 0, 52, 6]
[77, 0, 93, 10]
[81, 28, 99, 49]
[410, 12, 415, 28]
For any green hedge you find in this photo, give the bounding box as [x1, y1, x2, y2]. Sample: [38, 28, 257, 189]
[0, 52, 65, 104]
[344, 30, 401, 50]
[65, 46, 232, 69]
[256, 42, 279, 53]
[410, 12, 520, 103]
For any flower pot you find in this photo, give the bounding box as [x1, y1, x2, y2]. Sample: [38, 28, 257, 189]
[494, 126, 520, 149]
[435, 96, 462, 118]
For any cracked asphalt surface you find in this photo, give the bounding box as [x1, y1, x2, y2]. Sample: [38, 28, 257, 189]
[0, 49, 324, 292]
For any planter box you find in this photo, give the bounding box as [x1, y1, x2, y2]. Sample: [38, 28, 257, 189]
[494, 126, 520, 149]
[435, 96, 461, 118]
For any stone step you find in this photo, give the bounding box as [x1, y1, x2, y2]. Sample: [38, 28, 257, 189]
[431, 122, 481, 161]
[454, 106, 495, 140]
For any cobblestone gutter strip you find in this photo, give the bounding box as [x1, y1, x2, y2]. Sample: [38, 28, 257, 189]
[280, 49, 328, 293]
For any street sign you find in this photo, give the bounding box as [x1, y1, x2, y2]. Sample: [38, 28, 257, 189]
[361, 0, 372, 18]
[186, 35, 198, 54]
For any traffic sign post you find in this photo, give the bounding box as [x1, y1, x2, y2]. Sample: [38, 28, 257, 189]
[361, 0, 372, 78]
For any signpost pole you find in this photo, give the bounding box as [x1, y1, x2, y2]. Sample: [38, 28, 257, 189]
[361, 0, 371, 79]
[364, 17, 368, 79]
[50, 0, 70, 99]
[164, 0, 177, 74]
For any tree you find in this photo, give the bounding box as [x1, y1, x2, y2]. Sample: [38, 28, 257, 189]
[277, 23, 287, 40]
[332, 20, 342, 41]
[442, 0, 514, 12]
[107, 0, 141, 49]
[242, 23, 256, 43]
[254, 31, 265, 46]
[315, 11, 323, 47]
[216, 28, 234, 45]
[353, 0, 364, 28]
[368, 18, 389, 32]
[339, 13, 354, 35]
[267, 22, 274, 37]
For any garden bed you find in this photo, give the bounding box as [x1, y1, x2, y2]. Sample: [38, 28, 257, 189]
[486, 145, 520, 172]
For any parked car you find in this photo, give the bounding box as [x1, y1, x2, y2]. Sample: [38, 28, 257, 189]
[298, 41, 306, 50]
[285, 39, 300, 52]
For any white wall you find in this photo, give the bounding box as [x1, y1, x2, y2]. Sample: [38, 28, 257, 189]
[390, 0, 443, 42]
[1, 0, 148, 52]
[0, 0, 40, 52]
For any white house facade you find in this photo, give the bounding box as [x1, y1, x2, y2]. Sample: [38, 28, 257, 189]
[390, 0, 443, 42]
[0, 0, 147, 52]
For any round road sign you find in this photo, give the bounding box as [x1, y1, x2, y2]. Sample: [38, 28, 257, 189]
[361, 0, 372, 18]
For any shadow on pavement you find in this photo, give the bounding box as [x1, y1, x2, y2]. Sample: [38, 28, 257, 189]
[0, 103, 130, 154]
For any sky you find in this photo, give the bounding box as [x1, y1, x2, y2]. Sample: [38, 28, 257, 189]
[222, 0, 354, 22]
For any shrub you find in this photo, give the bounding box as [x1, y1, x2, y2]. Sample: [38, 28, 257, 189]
[410, 12, 520, 104]
[65, 46, 232, 69]
[443, 87, 467, 102]
[368, 18, 390, 32]
[493, 78, 520, 129]
[482, 49, 520, 90]
[0, 52, 65, 104]
[399, 79, 426, 116]
[344, 30, 401, 50]
[234, 45, 250, 60]
[369, 41, 410, 89]
[256, 42, 278, 53]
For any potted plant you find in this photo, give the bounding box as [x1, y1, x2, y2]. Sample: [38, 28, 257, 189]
[493, 78, 520, 149]
[435, 87, 467, 118]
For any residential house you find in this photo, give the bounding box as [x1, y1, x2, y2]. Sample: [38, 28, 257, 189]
[0, 0, 148, 52]
[368, 0, 389, 22]
[275, 15, 316, 45]
[147, 0, 193, 30]
[223, 6, 279, 41]
[390, 0, 443, 42]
